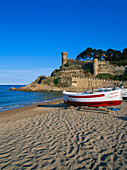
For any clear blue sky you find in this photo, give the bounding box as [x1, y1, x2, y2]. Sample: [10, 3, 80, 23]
[0, 0, 127, 84]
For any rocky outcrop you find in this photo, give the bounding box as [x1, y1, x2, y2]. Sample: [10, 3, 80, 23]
[11, 76, 72, 92]
[10, 63, 95, 92]
[9, 87, 17, 91]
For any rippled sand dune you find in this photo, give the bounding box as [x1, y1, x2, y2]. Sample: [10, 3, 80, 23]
[0, 100, 127, 169]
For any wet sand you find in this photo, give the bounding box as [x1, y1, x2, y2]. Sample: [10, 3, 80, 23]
[0, 99, 127, 169]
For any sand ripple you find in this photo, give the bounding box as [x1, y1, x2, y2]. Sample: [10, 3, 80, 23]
[0, 103, 127, 169]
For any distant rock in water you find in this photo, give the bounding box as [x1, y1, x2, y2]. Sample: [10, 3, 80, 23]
[9, 86, 26, 91]
[10, 87, 17, 91]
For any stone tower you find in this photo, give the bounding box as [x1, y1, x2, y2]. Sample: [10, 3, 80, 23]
[61, 52, 67, 66]
[93, 58, 98, 76]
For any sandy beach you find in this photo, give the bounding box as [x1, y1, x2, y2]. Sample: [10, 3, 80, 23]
[0, 99, 127, 169]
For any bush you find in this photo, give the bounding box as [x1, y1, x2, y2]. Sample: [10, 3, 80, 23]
[85, 69, 90, 73]
[97, 73, 127, 81]
[53, 77, 61, 86]
[114, 76, 120, 80]
[111, 60, 127, 66]
[43, 79, 51, 86]
[51, 69, 60, 77]
[96, 73, 114, 80]
[114, 73, 127, 81]
[64, 62, 70, 67]
[72, 81, 77, 83]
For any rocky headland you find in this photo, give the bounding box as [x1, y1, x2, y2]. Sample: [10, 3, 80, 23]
[10, 63, 94, 92]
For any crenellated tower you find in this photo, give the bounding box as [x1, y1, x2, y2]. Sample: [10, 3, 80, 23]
[93, 58, 98, 76]
[61, 52, 67, 66]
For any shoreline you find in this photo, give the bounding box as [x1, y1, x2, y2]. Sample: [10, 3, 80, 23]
[0, 96, 63, 113]
[0, 98, 64, 124]
[0, 99, 126, 124]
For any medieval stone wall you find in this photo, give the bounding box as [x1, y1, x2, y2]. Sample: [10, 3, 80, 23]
[98, 64, 127, 75]
[61, 52, 127, 76]
[67, 59, 93, 73]
[71, 77, 127, 89]
[67, 59, 127, 76]
[113, 66, 127, 75]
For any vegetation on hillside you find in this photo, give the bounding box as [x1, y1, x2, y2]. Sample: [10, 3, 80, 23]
[53, 77, 61, 86]
[96, 73, 114, 80]
[76, 47, 127, 63]
[110, 60, 127, 66]
[114, 73, 127, 81]
[96, 73, 127, 81]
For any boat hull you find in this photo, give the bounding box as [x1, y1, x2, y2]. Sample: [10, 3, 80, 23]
[66, 100, 122, 107]
[63, 89, 122, 107]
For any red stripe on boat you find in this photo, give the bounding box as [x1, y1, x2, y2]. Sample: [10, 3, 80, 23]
[66, 100, 122, 107]
[68, 94, 105, 98]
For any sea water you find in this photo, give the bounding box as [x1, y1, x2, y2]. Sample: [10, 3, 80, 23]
[0, 85, 63, 112]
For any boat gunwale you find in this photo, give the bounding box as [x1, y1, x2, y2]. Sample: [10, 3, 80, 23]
[62, 89, 121, 96]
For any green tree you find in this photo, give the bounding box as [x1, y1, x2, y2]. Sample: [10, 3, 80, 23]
[93, 49, 105, 60]
[76, 47, 127, 62]
[76, 48, 106, 61]
[105, 49, 121, 61]
[122, 48, 127, 60]
[76, 47, 93, 60]
[105, 49, 115, 61]
[113, 50, 121, 61]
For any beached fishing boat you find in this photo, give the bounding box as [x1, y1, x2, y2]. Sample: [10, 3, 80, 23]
[62, 89, 122, 107]
[122, 88, 127, 99]
[96, 85, 127, 100]
[118, 82, 127, 100]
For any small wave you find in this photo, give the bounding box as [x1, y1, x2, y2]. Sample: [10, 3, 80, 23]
[0, 97, 63, 112]
[0, 102, 38, 112]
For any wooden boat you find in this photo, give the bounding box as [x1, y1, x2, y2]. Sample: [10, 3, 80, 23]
[62, 89, 122, 107]
[118, 82, 127, 100]
[97, 86, 127, 100]
[122, 88, 127, 100]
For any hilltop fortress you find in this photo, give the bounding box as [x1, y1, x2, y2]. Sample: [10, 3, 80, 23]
[61, 52, 127, 76]
[50, 52, 127, 90]
[13, 52, 127, 92]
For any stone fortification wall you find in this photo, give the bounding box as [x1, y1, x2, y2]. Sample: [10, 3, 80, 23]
[67, 59, 93, 73]
[71, 77, 127, 89]
[98, 61, 110, 64]
[67, 59, 92, 64]
[98, 64, 127, 75]
[61, 52, 127, 76]
[113, 66, 127, 75]
[67, 59, 127, 76]
[98, 65, 114, 74]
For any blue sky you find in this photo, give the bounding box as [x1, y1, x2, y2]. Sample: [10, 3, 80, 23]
[0, 0, 127, 84]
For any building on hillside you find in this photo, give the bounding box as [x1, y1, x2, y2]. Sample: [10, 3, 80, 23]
[61, 52, 127, 76]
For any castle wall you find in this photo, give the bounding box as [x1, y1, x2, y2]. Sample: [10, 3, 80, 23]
[71, 77, 127, 89]
[98, 63, 127, 75]
[67, 59, 93, 73]
[113, 66, 127, 75]
[61, 52, 127, 76]
[67, 58, 127, 76]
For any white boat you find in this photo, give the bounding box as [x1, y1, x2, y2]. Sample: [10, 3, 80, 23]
[122, 88, 127, 99]
[97, 86, 127, 100]
[118, 82, 127, 100]
[62, 89, 122, 107]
